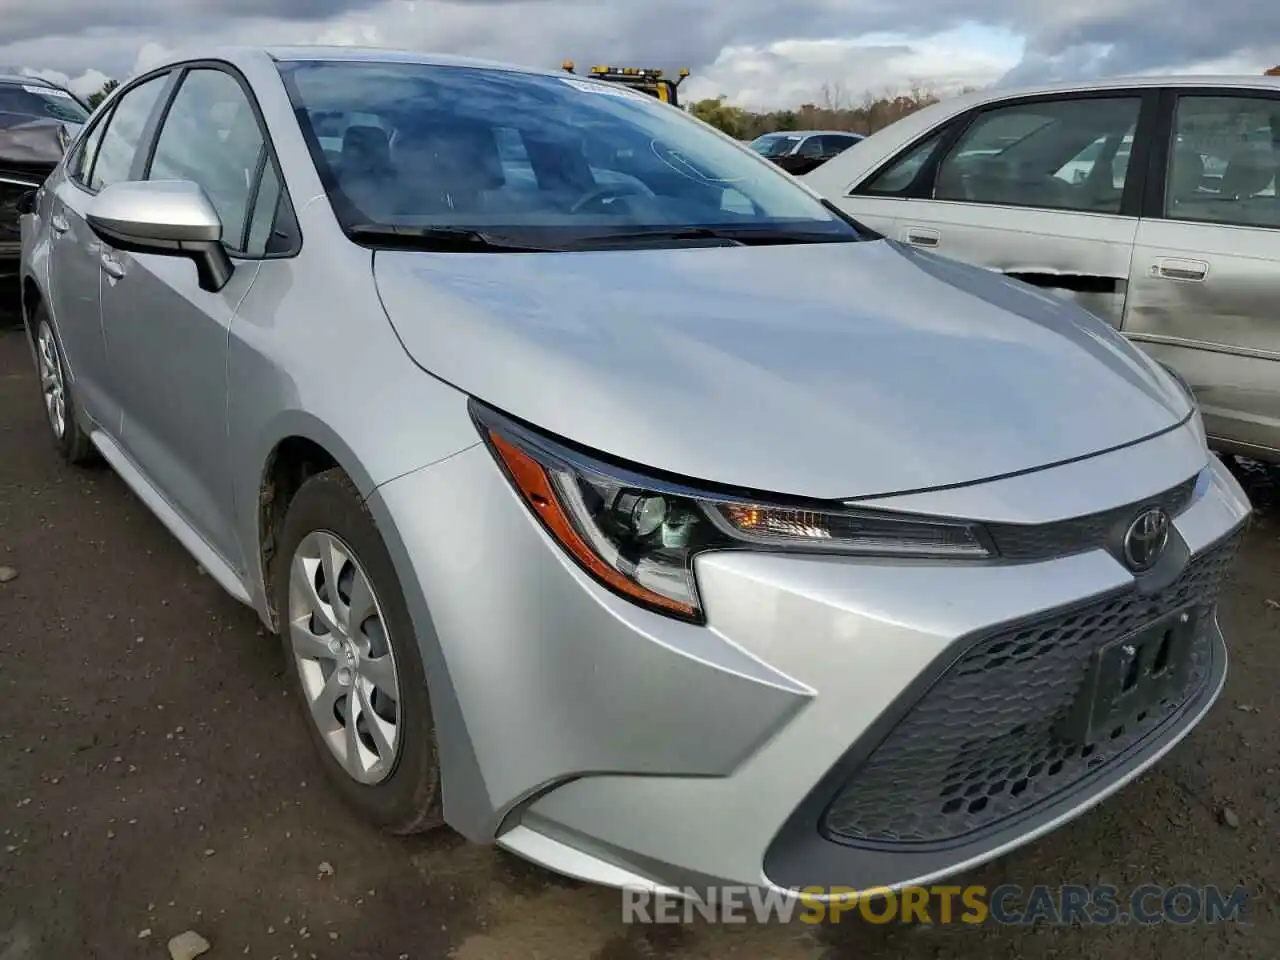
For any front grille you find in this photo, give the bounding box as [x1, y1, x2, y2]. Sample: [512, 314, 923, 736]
[821, 531, 1241, 847]
[986, 474, 1198, 561]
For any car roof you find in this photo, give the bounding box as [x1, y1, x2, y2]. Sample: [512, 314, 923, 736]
[761, 129, 863, 137]
[140, 44, 561, 81]
[940, 73, 1280, 113]
[0, 74, 56, 88]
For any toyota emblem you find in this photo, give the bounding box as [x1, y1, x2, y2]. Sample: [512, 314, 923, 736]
[1122, 507, 1171, 572]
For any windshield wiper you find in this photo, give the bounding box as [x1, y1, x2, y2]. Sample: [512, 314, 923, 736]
[561, 226, 748, 248]
[563, 222, 868, 249]
[347, 224, 556, 252]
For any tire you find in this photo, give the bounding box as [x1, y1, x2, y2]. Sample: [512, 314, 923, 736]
[272, 467, 443, 834]
[31, 302, 96, 465]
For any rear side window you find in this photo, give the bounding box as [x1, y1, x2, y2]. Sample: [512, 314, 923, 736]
[1164, 94, 1280, 229]
[933, 96, 1141, 214]
[68, 114, 109, 185]
[89, 74, 169, 191]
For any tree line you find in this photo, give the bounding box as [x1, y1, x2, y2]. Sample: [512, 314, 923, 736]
[688, 81, 955, 140]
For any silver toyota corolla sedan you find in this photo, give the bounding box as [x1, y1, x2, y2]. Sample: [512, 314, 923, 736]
[19, 46, 1251, 897]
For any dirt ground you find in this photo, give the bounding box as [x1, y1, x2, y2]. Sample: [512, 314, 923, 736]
[1, 322, 1277, 960]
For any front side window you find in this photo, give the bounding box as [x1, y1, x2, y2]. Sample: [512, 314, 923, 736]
[0, 83, 89, 127]
[1165, 95, 1280, 229]
[278, 60, 859, 248]
[90, 74, 169, 191]
[934, 96, 1141, 214]
[148, 69, 267, 252]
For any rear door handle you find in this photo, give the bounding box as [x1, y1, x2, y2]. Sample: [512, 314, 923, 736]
[902, 227, 940, 247]
[100, 253, 125, 279]
[50, 214, 70, 235]
[1154, 258, 1208, 282]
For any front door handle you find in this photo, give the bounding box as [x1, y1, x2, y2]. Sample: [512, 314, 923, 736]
[1154, 258, 1208, 282]
[50, 214, 70, 235]
[902, 227, 940, 247]
[100, 253, 125, 279]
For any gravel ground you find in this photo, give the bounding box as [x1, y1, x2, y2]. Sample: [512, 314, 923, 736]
[1, 322, 1277, 959]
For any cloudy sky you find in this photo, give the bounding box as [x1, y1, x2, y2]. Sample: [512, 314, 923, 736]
[3, 0, 1278, 110]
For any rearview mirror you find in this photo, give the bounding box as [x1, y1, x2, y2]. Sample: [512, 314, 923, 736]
[85, 179, 234, 293]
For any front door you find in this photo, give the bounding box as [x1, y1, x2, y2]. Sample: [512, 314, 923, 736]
[836, 92, 1155, 328]
[1125, 90, 1280, 459]
[100, 66, 278, 571]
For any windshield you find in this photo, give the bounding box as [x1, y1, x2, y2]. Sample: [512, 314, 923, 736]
[0, 83, 89, 126]
[278, 61, 857, 246]
[749, 133, 801, 157]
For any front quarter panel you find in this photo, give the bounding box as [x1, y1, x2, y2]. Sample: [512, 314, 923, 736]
[226, 197, 482, 622]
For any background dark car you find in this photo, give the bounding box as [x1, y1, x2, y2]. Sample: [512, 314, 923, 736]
[747, 130, 865, 175]
[0, 74, 90, 321]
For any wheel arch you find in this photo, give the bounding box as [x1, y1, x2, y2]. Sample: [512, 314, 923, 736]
[251, 412, 382, 632]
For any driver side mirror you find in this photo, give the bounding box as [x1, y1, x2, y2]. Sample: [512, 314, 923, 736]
[85, 179, 234, 293]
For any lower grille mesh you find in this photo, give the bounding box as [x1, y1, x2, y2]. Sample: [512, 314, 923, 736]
[821, 533, 1242, 847]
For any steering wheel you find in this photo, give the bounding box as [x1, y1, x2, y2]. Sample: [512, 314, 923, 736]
[569, 182, 651, 214]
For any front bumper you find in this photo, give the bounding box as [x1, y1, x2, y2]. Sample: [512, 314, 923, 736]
[370, 421, 1250, 895]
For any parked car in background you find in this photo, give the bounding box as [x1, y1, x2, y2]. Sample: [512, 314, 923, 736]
[20, 47, 1250, 899]
[804, 75, 1280, 464]
[748, 129, 864, 174]
[1, 73, 88, 322]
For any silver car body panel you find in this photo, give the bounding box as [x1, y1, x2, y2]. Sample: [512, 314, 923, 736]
[19, 47, 1253, 895]
[1126, 217, 1280, 458]
[374, 241, 1190, 500]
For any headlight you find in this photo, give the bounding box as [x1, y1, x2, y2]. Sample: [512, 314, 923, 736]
[470, 400, 994, 622]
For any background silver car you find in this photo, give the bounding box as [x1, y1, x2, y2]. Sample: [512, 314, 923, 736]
[20, 46, 1250, 897]
[806, 75, 1280, 465]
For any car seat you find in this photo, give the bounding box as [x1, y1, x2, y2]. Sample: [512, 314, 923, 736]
[338, 125, 396, 220]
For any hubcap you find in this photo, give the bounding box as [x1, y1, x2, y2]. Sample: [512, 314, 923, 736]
[35, 322, 66, 439]
[288, 531, 401, 784]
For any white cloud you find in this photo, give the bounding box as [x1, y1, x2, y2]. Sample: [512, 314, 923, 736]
[0, 0, 1276, 112]
[685, 26, 1023, 110]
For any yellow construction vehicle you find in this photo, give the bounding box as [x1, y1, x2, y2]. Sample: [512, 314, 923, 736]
[560, 60, 689, 107]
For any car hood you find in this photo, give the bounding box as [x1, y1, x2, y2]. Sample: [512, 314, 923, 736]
[373, 239, 1191, 500]
[0, 117, 73, 166]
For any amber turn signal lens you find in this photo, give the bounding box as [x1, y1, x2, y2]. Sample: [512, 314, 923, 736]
[487, 430, 698, 617]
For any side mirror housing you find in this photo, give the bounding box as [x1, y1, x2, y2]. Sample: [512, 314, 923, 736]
[85, 179, 234, 292]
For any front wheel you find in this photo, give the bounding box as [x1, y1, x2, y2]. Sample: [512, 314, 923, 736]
[273, 468, 443, 834]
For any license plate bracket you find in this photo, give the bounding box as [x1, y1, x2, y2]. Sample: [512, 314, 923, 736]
[1058, 608, 1198, 746]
